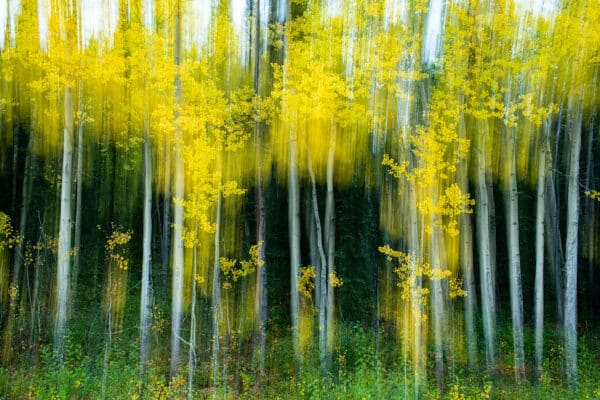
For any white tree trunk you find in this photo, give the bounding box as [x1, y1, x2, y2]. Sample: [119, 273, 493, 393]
[504, 127, 525, 380]
[534, 130, 547, 382]
[307, 150, 327, 372]
[324, 128, 336, 362]
[140, 92, 153, 373]
[430, 222, 445, 387]
[288, 128, 301, 358]
[548, 108, 564, 325]
[170, 2, 184, 377]
[188, 221, 199, 400]
[72, 83, 84, 304]
[475, 123, 496, 370]
[54, 85, 74, 357]
[564, 97, 582, 386]
[212, 186, 223, 398]
[458, 114, 477, 367]
[545, 167, 564, 325]
[407, 175, 423, 396]
[253, 0, 267, 377]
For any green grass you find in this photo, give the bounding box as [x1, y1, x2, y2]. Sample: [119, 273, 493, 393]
[1, 322, 599, 399]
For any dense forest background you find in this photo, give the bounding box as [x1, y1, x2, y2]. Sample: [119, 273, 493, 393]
[0, 0, 599, 398]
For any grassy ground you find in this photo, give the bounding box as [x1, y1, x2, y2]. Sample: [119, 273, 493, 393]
[1, 322, 599, 399]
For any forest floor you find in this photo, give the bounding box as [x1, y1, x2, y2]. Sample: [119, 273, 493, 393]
[1, 321, 599, 399]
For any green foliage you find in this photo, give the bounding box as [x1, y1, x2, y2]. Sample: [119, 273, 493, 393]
[1, 322, 600, 399]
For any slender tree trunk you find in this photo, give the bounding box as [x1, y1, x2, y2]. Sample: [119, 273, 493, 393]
[458, 113, 477, 367]
[488, 183, 497, 301]
[253, 0, 267, 377]
[30, 218, 44, 352]
[307, 150, 327, 373]
[54, 85, 74, 358]
[170, 0, 184, 377]
[545, 169, 564, 324]
[101, 271, 113, 400]
[534, 127, 548, 382]
[212, 185, 223, 399]
[2, 131, 32, 363]
[187, 221, 199, 400]
[162, 144, 171, 287]
[140, 89, 153, 374]
[430, 220, 446, 388]
[288, 128, 301, 358]
[564, 96, 582, 386]
[584, 118, 596, 313]
[550, 107, 564, 325]
[10, 120, 19, 218]
[475, 122, 496, 370]
[324, 127, 336, 366]
[407, 174, 423, 396]
[72, 83, 84, 306]
[504, 126, 525, 380]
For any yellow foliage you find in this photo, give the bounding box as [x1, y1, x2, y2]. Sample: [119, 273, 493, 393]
[0, 212, 20, 250]
[329, 270, 343, 288]
[220, 242, 264, 289]
[585, 190, 600, 202]
[299, 266, 316, 300]
[104, 224, 132, 271]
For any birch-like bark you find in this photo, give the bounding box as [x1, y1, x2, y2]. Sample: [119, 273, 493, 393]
[288, 127, 301, 358]
[564, 96, 582, 386]
[212, 184, 223, 399]
[458, 113, 477, 367]
[54, 85, 74, 358]
[475, 121, 496, 370]
[170, 0, 184, 377]
[140, 87, 153, 373]
[307, 150, 328, 373]
[324, 128, 336, 363]
[430, 222, 445, 387]
[72, 83, 84, 305]
[253, 0, 267, 378]
[549, 107, 564, 325]
[534, 128, 548, 382]
[187, 221, 199, 400]
[504, 126, 525, 380]
[408, 175, 423, 396]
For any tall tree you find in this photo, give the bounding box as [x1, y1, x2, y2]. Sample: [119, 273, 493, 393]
[564, 93, 583, 385]
[170, 0, 185, 377]
[253, 0, 267, 376]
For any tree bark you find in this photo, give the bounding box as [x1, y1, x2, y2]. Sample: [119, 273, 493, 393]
[2, 131, 32, 363]
[475, 121, 496, 370]
[288, 127, 301, 359]
[504, 126, 525, 380]
[564, 96, 582, 386]
[170, 0, 184, 377]
[534, 126, 548, 382]
[324, 128, 336, 364]
[584, 117, 597, 313]
[54, 85, 74, 358]
[430, 221, 446, 388]
[212, 184, 223, 399]
[458, 113, 477, 367]
[140, 87, 153, 374]
[549, 107, 564, 325]
[72, 83, 84, 306]
[307, 150, 327, 373]
[253, 0, 267, 377]
[187, 221, 199, 400]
